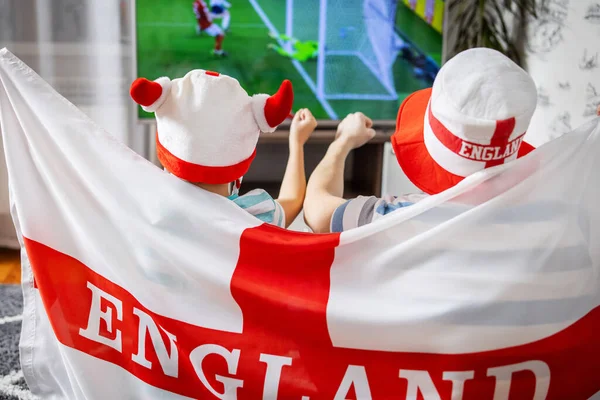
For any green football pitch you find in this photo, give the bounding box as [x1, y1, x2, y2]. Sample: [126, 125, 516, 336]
[136, 0, 442, 120]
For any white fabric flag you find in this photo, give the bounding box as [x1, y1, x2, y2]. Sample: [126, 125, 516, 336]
[1, 48, 599, 400]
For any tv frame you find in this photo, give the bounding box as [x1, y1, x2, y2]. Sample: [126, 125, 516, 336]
[130, 0, 401, 130]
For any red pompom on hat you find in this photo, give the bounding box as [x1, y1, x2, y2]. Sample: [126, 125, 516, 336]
[391, 48, 537, 195]
[130, 70, 294, 184]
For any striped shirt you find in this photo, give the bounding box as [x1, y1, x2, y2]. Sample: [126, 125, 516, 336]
[330, 193, 428, 232]
[229, 189, 286, 228]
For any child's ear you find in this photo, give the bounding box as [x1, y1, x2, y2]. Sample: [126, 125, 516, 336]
[130, 76, 171, 112]
[251, 80, 294, 132]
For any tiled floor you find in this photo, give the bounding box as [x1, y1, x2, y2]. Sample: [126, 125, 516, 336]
[0, 249, 20, 285]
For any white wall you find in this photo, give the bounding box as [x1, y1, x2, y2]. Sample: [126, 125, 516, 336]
[381, 142, 421, 196]
[521, 0, 600, 146]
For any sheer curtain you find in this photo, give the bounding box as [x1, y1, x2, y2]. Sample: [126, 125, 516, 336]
[0, 0, 146, 248]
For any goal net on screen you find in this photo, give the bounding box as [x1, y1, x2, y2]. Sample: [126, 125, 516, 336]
[284, 0, 319, 51]
[309, 0, 400, 100]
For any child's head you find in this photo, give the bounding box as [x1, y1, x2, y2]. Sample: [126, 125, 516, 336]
[391, 48, 537, 195]
[130, 70, 293, 186]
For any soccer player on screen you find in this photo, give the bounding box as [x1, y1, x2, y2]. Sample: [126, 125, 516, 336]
[267, 33, 318, 62]
[210, 0, 231, 31]
[193, 0, 226, 56]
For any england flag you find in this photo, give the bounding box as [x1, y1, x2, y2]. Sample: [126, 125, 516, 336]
[0, 48, 599, 399]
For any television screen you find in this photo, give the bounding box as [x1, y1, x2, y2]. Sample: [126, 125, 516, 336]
[135, 0, 444, 122]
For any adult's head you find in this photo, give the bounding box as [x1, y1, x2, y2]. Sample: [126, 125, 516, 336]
[392, 48, 537, 195]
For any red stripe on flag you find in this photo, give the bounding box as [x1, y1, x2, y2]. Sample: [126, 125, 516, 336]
[23, 235, 600, 399]
[231, 225, 340, 397]
[24, 237, 242, 398]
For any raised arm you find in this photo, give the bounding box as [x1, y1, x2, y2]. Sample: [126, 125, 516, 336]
[276, 109, 317, 227]
[303, 112, 376, 233]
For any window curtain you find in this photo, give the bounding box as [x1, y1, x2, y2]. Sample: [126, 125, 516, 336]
[0, 0, 145, 248]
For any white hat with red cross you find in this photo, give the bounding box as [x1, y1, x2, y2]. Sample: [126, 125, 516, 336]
[392, 48, 537, 195]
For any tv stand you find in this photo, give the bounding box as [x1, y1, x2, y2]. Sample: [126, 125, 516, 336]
[242, 128, 391, 199]
[146, 125, 393, 200]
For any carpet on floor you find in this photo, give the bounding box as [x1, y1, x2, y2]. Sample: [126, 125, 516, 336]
[0, 284, 35, 400]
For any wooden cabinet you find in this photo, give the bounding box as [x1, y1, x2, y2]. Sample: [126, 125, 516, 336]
[243, 129, 392, 199]
[146, 125, 393, 199]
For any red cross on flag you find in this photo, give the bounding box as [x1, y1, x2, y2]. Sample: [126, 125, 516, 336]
[1, 49, 600, 400]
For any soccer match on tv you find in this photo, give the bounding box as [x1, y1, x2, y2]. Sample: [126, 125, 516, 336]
[3, 1, 600, 398]
[136, 0, 444, 121]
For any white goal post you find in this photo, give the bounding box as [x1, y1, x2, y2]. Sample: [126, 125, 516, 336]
[286, 0, 400, 101]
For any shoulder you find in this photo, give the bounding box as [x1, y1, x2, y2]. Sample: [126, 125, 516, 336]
[232, 189, 286, 227]
[233, 188, 272, 204]
[231, 189, 276, 214]
[330, 193, 427, 233]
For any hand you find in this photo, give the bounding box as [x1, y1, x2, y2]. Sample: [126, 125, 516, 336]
[335, 112, 376, 150]
[289, 108, 317, 147]
[597, 104, 600, 116]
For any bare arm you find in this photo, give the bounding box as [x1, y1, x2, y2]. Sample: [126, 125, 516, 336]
[304, 113, 376, 233]
[277, 144, 306, 227]
[277, 109, 317, 227]
[303, 141, 350, 233]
